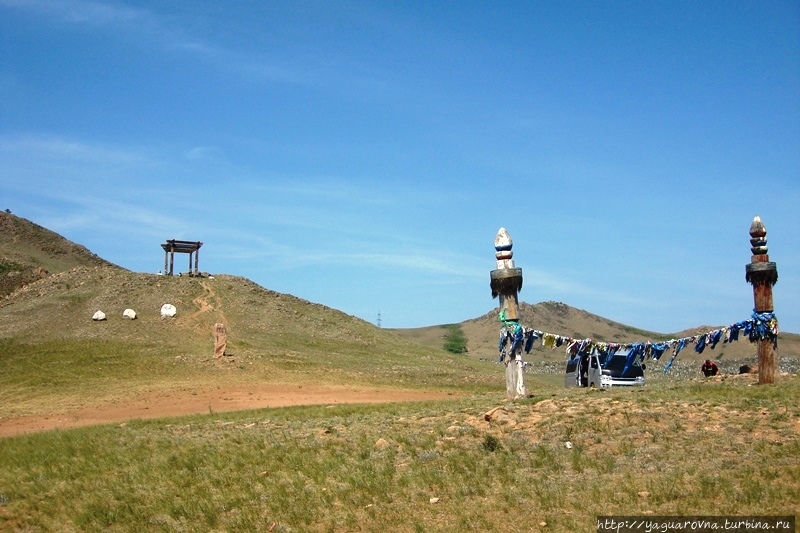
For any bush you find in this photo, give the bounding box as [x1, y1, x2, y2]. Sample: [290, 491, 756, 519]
[443, 324, 468, 354]
[482, 434, 501, 452]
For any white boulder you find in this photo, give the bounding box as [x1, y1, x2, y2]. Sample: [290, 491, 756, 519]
[122, 308, 137, 319]
[92, 310, 106, 321]
[160, 303, 177, 318]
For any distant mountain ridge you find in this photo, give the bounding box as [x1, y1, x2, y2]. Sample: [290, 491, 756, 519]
[391, 298, 798, 364]
[2, 212, 796, 364]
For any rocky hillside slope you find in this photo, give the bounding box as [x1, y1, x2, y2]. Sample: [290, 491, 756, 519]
[0, 211, 116, 298]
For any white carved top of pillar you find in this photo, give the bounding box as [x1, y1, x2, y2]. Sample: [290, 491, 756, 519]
[749, 215, 769, 256]
[494, 227, 515, 269]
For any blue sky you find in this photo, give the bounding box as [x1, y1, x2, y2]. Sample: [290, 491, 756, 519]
[1, 1, 798, 335]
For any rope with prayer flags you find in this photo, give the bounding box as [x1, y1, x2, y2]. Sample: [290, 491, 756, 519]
[499, 309, 778, 373]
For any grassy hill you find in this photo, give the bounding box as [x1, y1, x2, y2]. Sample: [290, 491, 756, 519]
[0, 265, 501, 420]
[0, 211, 116, 298]
[1, 213, 798, 531]
[3, 211, 796, 416]
[0, 214, 501, 420]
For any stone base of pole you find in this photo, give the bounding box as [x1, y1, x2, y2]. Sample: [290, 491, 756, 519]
[505, 357, 526, 400]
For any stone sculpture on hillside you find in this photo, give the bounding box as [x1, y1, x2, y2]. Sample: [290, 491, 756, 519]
[213, 322, 227, 358]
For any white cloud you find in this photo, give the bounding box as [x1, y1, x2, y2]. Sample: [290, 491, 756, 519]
[2, 0, 172, 37]
[0, 134, 146, 164]
[0, 0, 311, 84]
[183, 146, 226, 163]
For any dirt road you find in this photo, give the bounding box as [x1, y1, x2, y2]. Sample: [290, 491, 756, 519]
[0, 384, 455, 438]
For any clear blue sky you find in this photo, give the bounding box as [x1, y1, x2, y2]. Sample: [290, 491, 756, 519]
[2, 1, 798, 335]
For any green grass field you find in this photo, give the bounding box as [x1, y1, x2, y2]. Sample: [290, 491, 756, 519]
[2, 374, 797, 532]
[1, 217, 797, 532]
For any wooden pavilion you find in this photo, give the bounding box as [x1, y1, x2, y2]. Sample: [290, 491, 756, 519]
[161, 239, 203, 276]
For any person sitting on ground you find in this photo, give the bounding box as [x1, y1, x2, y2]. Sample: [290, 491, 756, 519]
[701, 359, 719, 377]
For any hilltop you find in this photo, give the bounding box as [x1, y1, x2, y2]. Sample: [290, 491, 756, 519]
[3, 211, 796, 365]
[0, 214, 497, 434]
[1, 212, 797, 435]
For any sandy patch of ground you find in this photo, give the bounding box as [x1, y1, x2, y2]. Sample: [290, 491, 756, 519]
[0, 385, 455, 438]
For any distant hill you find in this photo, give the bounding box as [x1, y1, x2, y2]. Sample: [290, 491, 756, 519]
[0, 211, 116, 298]
[0, 213, 496, 399]
[0, 212, 433, 357]
[392, 300, 799, 365]
[2, 212, 795, 369]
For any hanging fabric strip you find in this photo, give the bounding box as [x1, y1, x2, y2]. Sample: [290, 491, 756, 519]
[495, 310, 778, 373]
[497, 308, 778, 374]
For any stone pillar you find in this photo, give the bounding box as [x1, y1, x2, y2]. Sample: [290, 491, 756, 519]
[490, 228, 526, 400]
[745, 216, 779, 384]
[214, 322, 227, 358]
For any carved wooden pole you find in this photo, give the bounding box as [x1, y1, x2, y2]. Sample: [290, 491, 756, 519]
[745, 216, 779, 384]
[490, 228, 526, 400]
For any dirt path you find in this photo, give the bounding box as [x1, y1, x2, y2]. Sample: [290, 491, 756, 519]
[188, 280, 221, 321]
[0, 385, 456, 438]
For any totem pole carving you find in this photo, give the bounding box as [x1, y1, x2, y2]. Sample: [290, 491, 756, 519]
[745, 216, 779, 384]
[490, 228, 526, 400]
[213, 322, 227, 358]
